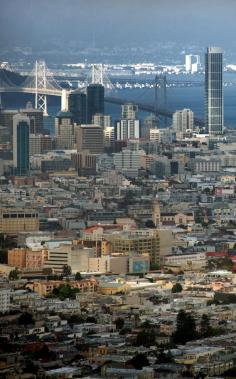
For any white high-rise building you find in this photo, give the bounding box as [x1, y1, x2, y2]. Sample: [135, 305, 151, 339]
[115, 119, 140, 141]
[92, 113, 111, 128]
[185, 54, 200, 73]
[173, 109, 194, 134]
[104, 126, 115, 147]
[185, 55, 192, 72]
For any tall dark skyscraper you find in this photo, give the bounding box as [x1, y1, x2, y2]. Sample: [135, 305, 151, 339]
[205, 47, 224, 135]
[13, 114, 30, 176]
[87, 84, 104, 123]
[68, 91, 87, 124]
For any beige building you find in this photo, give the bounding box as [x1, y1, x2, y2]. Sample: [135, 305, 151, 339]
[8, 247, 46, 270]
[55, 111, 75, 149]
[43, 244, 94, 273]
[0, 208, 39, 234]
[76, 125, 104, 154]
[161, 211, 195, 225]
[107, 230, 160, 266]
[26, 279, 98, 296]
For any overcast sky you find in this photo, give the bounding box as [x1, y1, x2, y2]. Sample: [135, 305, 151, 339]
[1, 0, 236, 49]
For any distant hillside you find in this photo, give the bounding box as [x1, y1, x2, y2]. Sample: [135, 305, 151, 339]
[0, 69, 26, 86]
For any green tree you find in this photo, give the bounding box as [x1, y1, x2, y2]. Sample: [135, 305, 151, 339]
[115, 317, 124, 330]
[172, 310, 197, 344]
[18, 312, 34, 326]
[75, 272, 82, 281]
[52, 284, 79, 300]
[156, 349, 173, 364]
[127, 353, 150, 370]
[145, 220, 156, 228]
[136, 329, 156, 347]
[62, 264, 72, 277]
[200, 314, 212, 338]
[86, 316, 97, 324]
[172, 283, 183, 293]
[9, 268, 20, 281]
[68, 314, 84, 324]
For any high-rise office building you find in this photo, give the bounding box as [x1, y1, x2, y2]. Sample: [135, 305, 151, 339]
[13, 114, 30, 176]
[115, 119, 140, 141]
[87, 84, 104, 123]
[55, 111, 75, 149]
[143, 113, 158, 139]
[68, 91, 87, 124]
[92, 113, 111, 128]
[29, 134, 52, 156]
[76, 125, 104, 154]
[172, 109, 194, 135]
[104, 126, 115, 148]
[205, 47, 224, 135]
[122, 103, 138, 120]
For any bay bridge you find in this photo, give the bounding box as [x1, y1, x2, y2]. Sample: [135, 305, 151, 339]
[0, 60, 204, 127]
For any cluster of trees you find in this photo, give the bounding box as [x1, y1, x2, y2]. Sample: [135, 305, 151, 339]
[68, 314, 97, 325]
[51, 284, 80, 300]
[173, 310, 223, 344]
[9, 268, 20, 281]
[208, 257, 233, 271]
[171, 282, 183, 293]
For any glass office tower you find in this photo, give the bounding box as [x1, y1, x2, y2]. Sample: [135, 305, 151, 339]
[68, 91, 87, 124]
[205, 47, 224, 135]
[13, 114, 30, 176]
[87, 84, 104, 123]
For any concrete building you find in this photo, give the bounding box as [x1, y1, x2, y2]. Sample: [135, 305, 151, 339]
[107, 229, 160, 266]
[29, 134, 52, 156]
[152, 199, 161, 227]
[27, 279, 98, 296]
[164, 252, 206, 270]
[0, 208, 39, 234]
[113, 148, 142, 177]
[55, 111, 75, 149]
[8, 248, 45, 270]
[44, 244, 94, 273]
[122, 103, 138, 120]
[72, 150, 97, 176]
[104, 126, 115, 148]
[115, 119, 140, 141]
[92, 113, 111, 128]
[192, 158, 221, 173]
[173, 109, 194, 135]
[143, 113, 158, 139]
[76, 125, 104, 154]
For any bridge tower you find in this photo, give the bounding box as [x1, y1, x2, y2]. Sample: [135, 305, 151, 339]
[34, 60, 48, 116]
[154, 75, 167, 127]
[90, 64, 114, 91]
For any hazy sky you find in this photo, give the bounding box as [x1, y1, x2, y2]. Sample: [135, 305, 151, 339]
[1, 0, 236, 49]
